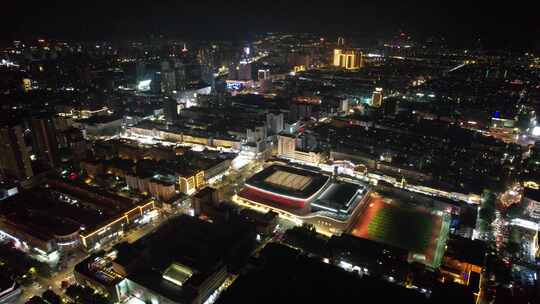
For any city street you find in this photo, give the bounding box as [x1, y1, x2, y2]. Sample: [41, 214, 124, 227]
[17, 251, 85, 303]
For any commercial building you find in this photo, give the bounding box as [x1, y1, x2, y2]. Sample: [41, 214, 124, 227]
[75, 215, 256, 304]
[127, 121, 242, 151]
[235, 164, 369, 235]
[73, 115, 123, 139]
[0, 179, 155, 256]
[240, 164, 330, 209]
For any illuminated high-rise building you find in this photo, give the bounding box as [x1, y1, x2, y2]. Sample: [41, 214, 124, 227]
[371, 88, 383, 108]
[333, 49, 363, 70]
[0, 123, 33, 180]
[160, 59, 190, 93]
[337, 37, 345, 46]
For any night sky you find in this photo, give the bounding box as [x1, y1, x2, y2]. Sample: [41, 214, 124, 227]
[2, 0, 538, 50]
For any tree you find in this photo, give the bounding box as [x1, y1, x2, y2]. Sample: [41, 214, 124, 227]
[505, 242, 520, 257]
[481, 189, 497, 210]
[506, 203, 524, 219]
[479, 189, 497, 229]
[478, 219, 490, 234]
[479, 206, 496, 224]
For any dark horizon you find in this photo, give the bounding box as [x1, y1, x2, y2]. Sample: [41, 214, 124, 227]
[2, 0, 539, 50]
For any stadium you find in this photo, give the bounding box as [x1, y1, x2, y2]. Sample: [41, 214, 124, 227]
[235, 164, 370, 236]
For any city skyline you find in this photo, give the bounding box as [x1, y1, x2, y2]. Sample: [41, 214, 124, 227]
[1, 0, 538, 50]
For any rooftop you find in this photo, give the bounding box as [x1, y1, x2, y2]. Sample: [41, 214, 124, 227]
[0, 188, 105, 240]
[245, 165, 329, 200]
[311, 182, 366, 217]
[77, 114, 123, 125]
[113, 215, 255, 302]
[444, 236, 486, 267]
[217, 242, 430, 304]
[162, 263, 194, 287]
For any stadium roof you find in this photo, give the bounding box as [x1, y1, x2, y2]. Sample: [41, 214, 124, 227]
[264, 170, 312, 192]
[312, 182, 366, 216]
[245, 165, 329, 200]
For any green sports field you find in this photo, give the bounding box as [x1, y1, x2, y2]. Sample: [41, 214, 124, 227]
[367, 205, 435, 254]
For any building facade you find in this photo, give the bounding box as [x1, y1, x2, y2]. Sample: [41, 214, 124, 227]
[0, 124, 33, 181]
[333, 49, 363, 70]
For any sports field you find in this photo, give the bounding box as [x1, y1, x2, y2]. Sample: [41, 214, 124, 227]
[350, 194, 449, 268]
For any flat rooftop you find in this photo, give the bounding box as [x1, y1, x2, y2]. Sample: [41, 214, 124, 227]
[112, 215, 255, 303]
[444, 236, 486, 267]
[217, 242, 430, 304]
[0, 177, 150, 242]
